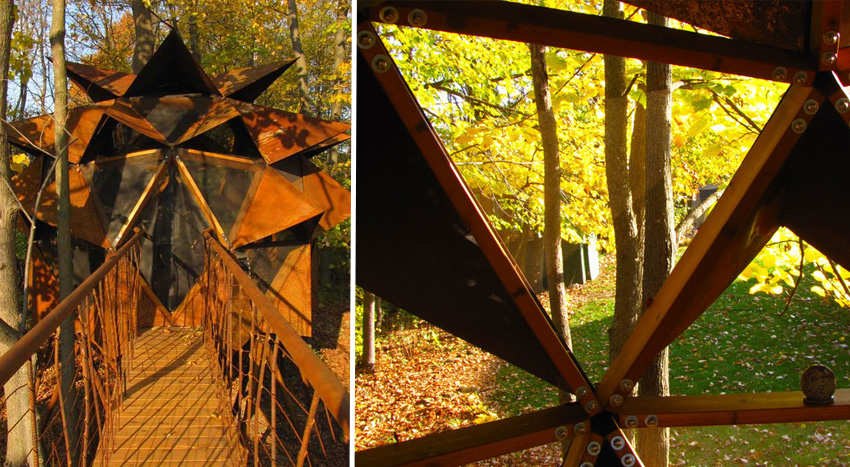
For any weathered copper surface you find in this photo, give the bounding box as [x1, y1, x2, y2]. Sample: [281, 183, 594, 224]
[9, 30, 350, 327]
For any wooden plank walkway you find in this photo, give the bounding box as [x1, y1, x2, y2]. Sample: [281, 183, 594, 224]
[98, 327, 242, 466]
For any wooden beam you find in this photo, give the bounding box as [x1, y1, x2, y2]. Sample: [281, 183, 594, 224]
[597, 85, 818, 408]
[809, 0, 843, 71]
[113, 156, 169, 248]
[619, 390, 850, 427]
[174, 153, 229, 245]
[355, 404, 586, 467]
[363, 1, 815, 84]
[358, 21, 599, 413]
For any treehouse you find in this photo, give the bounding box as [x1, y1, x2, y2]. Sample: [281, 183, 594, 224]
[356, 1, 850, 465]
[8, 30, 350, 336]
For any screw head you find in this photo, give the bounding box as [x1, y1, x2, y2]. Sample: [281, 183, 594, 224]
[585, 400, 600, 413]
[611, 435, 625, 450]
[575, 386, 589, 398]
[824, 30, 840, 45]
[791, 118, 807, 134]
[619, 379, 634, 393]
[610, 394, 624, 407]
[622, 453, 637, 467]
[372, 55, 390, 73]
[379, 6, 399, 23]
[836, 98, 850, 114]
[555, 426, 569, 440]
[645, 414, 659, 427]
[574, 421, 588, 435]
[823, 52, 838, 66]
[793, 71, 808, 85]
[357, 31, 376, 49]
[580, 463, 594, 467]
[624, 415, 639, 428]
[408, 9, 428, 27]
[772, 67, 787, 81]
[587, 441, 602, 456]
[804, 99, 819, 115]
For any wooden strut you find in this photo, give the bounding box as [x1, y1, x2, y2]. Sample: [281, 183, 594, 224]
[363, 1, 816, 85]
[202, 229, 350, 439]
[0, 228, 143, 388]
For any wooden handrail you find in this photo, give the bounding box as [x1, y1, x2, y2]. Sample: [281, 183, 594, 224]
[0, 229, 143, 387]
[203, 230, 350, 438]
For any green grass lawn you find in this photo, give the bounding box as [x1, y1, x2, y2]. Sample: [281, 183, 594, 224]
[486, 264, 850, 466]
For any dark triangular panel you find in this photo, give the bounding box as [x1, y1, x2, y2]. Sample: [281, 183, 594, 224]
[137, 165, 210, 310]
[213, 59, 297, 103]
[124, 30, 219, 97]
[356, 51, 568, 387]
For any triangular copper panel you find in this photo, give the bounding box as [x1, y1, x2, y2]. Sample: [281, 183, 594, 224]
[234, 101, 350, 164]
[230, 167, 323, 248]
[66, 62, 135, 101]
[269, 243, 312, 337]
[274, 156, 351, 231]
[124, 30, 219, 97]
[98, 99, 168, 143]
[39, 167, 110, 248]
[6, 108, 106, 163]
[213, 59, 297, 102]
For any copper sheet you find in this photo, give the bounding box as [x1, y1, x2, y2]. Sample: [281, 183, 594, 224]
[235, 101, 350, 164]
[230, 168, 323, 248]
[213, 59, 296, 102]
[299, 157, 351, 231]
[67, 61, 135, 101]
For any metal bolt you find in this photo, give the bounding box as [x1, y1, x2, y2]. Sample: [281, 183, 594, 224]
[611, 435, 625, 450]
[379, 6, 399, 23]
[791, 118, 807, 134]
[824, 30, 840, 45]
[357, 31, 376, 49]
[804, 99, 819, 115]
[610, 394, 624, 407]
[574, 421, 588, 435]
[622, 453, 637, 467]
[823, 52, 838, 67]
[555, 426, 569, 440]
[645, 414, 659, 427]
[408, 9, 428, 27]
[772, 67, 787, 81]
[624, 415, 639, 428]
[585, 400, 600, 413]
[372, 55, 390, 73]
[836, 98, 850, 114]
[619, 379, 634, 393]
[793, 71, 808, 85]
[587, 441, 602, 456]
[580, 463, 594, 467]
[575, 386, 589, 398]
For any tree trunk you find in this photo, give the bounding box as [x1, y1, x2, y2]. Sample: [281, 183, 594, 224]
[361, 290, 376, 372]
[51, 1, 80, 464]
[529, 43, 574, 456]
[286, 0, 313, 116]
[603, 0, 641, 362]
[0, 1, 36, 464]
[630, 93, 646, 257]
[187, 3, 201, 63]
[638, 11, 673, 467]
[131, 0, 154, 74]
[326, 0, 348, 169]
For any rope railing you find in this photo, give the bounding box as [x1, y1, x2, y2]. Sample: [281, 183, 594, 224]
[202, 230, 350, 466]
[0, 229, 141, 467]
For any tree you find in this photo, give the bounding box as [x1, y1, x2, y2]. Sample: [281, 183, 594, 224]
[286, 0, 312, 116]
[637, 11, 673, 466]
[361, 290, 376, 372]
[50, 0, 80, 463]
[0, 0, 38, 464]
[603, 0, 642, 362]
[131, 0, 154, 74]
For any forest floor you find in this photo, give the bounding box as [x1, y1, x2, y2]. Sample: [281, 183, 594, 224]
[355, 255, 850, 466]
